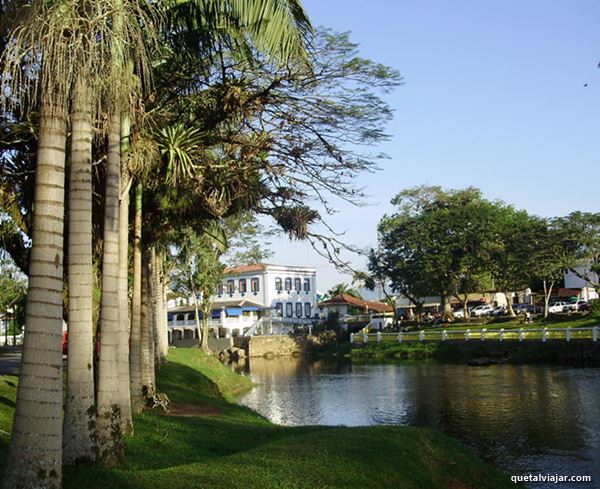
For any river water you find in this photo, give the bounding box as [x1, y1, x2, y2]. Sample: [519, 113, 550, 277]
[237, 357, 600, 488]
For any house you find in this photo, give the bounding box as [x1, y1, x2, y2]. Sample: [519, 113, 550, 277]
[317, 293, 394, 331]
[167, 263, 318, 343]
[564, 266, 599, 302]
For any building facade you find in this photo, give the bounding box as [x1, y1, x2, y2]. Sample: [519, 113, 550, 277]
[217, 264, 317, 320]
[564, 266, 599, 301]
[167, 263, 318, 343]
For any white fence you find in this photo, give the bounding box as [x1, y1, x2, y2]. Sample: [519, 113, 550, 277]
[351, 326, 600, 344]
[244, 317, 313, 337]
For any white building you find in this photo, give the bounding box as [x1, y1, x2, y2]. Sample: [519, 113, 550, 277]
[564, 266, 599, 302]
[318, 293, 394, 331]
[167, 263, 318, 343]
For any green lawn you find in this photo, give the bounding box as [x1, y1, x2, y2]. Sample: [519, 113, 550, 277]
[0, 348, 515, 489]
[354, 315, 600, 344]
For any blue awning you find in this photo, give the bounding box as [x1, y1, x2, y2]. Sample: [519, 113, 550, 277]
[211, 310, 221, 319]
[226, 307, 242, 317]
[242, 306, 260, 311]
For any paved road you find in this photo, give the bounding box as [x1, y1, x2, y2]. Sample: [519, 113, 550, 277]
[0, 347, 22, 375]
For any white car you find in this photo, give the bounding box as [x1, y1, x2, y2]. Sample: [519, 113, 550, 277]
[547, 301, 568, 314]
[470, 305, 494, 317]
[453, 309, 465, 318]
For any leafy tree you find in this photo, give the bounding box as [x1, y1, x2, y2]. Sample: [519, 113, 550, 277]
[558, 212, 600, 295]
[530, 219, 578, 318]
[326, 283, 362, 299]
[489, 210, 542, 316]
[375, 186, 506, 320]
[169, 226, 226, 351]
[221, 213, 275, 267]
[0, 257, 27, 342]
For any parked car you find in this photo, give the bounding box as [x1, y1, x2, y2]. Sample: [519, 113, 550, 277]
[524, 304, 543, 314]
[470, 304, 494, 317]
[453, 309, 465, 319]
[547, 301, 569, 314]
[565, 300, 588, 312]
[490, 305, 506, 316]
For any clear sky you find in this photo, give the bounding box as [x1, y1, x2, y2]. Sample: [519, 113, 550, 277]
[264, 0, 600, 293]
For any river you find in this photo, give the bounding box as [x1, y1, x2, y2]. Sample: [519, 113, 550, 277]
[237, 357, 600, 488]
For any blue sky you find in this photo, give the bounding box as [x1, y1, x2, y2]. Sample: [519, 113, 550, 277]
[265, 0, 600, 292]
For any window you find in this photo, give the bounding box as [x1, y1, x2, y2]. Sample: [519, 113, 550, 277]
[275, 277, 282, 291]
[303, 278, 310, 292]
[226, 280, 235, 294]
[304, 303, 311, 317]
[239, 278, 247, 293]
[294, 278, 301, 292]
[295, 303, 302, 317]
[284, 277, 292, 291]
[286, 303, 293, 317]
[251, 277, 260, 292]
[275, 303, 283, 317]
[217, 283, 224, 295]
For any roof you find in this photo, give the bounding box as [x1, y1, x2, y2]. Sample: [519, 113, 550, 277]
[168, 298, 265, 313]
[224, 263, 268, 275]
[318, 293, 394, 313]
[558, 288, 581, 298]
[223, 263, 316, 275]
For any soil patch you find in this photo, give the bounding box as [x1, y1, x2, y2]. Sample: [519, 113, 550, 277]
[165, 403, 220, 417]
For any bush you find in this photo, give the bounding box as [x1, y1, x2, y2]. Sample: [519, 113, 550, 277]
[588, 299, 600, 317]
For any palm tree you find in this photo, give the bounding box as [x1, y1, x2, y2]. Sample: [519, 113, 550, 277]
[96, 112, 126, 465]
[117, 112, 133, 434]
[63, 79, 96, 466]
[1, 1, 81, 485]
[129, 183, 144, 413]
[327, 283, 363, 300]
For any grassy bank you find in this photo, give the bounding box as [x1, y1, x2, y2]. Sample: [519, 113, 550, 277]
[351, 336, 600, 365]
[0, 348, 514, 488]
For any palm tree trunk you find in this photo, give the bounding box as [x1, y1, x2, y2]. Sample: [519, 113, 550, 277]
[63, 80, 96, 466]
[129, 183, 143, 412]
[140, 256, 153, 391]
[96, 112, 125, 466]
[2, 99, 67, 489]
[162, 276, 169, 352]
[118, 112, 132, 434]
[151, 248, 169, 361]
[147, 268, 157, 386]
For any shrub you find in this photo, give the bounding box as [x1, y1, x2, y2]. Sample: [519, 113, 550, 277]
[588, 299, 600, 317]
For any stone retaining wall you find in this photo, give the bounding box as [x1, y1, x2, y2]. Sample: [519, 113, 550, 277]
[240, 332, 337, 358]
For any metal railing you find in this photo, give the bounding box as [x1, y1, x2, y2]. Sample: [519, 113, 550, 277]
[244, 317, 314, 337]
[350, 326, 600, 344]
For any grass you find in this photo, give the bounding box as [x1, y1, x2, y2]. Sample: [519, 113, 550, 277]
[0, 348, 515, 488]
[354, 315, 600, 345]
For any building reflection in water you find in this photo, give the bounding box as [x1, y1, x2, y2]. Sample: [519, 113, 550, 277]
[238, 357, 600, 487]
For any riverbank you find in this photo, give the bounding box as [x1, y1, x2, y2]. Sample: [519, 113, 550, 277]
[0, 348, 514, 488]
[351, 338, 600, 365]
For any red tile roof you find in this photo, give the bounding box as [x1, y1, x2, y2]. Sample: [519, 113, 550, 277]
[318, 293, 394, 313]
[224, 264, 268, 275]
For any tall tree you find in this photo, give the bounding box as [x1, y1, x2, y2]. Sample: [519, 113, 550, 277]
[531, 219, 578, 318]
[489, 210, 541, 317]
[558, 212, 600, 295]
[169, 225, 226, 351]
[1, 0, 75, 485]
[375, 186, 506, 320]
[63, 79, 96, 465]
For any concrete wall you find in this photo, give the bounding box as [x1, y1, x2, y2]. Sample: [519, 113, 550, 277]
[245, 333, 336, 358]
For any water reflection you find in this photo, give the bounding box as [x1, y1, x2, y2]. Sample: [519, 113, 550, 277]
[237, 357, 600, 488]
